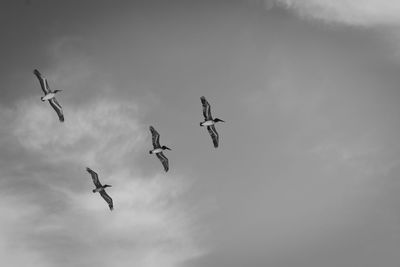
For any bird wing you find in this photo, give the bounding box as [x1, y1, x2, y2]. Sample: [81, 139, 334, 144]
[200, 96, 212, 120]
[149, 126, 161, 148]
[48, 97, 64, 122]
[100, 190, 113, 211]
[156, 152, 169, 172]
[33, 69, 51, 94]
[207, 125, 219, 148]
[86, 167, 102, 188]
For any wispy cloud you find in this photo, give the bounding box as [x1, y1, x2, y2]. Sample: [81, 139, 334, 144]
[273, 0, 400, 26]
[0, 97, 203, 267]
[12, 98, 143, 167]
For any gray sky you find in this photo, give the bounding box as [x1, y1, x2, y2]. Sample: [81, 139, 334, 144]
[2, 0, 400, 266]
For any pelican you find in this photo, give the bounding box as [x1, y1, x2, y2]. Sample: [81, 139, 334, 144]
[86, 167, 113, 211]
[33, 69, 64, 122]
[200, 96, 224, 148]
[149, 126, 171, 172]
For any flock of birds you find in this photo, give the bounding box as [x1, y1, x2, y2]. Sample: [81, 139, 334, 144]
[33, 69, 225, 210]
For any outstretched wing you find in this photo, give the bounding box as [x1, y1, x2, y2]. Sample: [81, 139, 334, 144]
[200, 96, 212, 120]
[33, 69, 51, 94]
[100, 190, 113, 211]
[86, 167, 102, 188]
[49, 97, 64, 122]
[149, 126, 160, 148]
[156, 152, 169, 172]
[207, 125, 219, 148]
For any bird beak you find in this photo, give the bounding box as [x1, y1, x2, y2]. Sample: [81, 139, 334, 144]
[166, 147, 172, 150]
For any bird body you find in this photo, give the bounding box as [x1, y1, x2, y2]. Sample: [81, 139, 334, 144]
[92, 186, 109, 193]
[41, 92, 56, 101]
[149, 126, 171, 172]
[86, 167, 113, 211]
[150, 148, 164, 154]
[200, 120, 215, 127]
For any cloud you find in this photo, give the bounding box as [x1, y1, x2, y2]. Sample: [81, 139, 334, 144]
[273, 0, 400, 26]
[0, 98, 203, 267]
[12, 97, 143, 168]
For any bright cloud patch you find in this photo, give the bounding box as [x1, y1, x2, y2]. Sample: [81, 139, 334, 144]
[0, 99, 202, 267]
[274, 0, 400, 26]
[11, 98, 144, 168]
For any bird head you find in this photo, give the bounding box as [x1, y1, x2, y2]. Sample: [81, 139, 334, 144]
[214, 118, 225, 123]
[162, 146, 171, 151]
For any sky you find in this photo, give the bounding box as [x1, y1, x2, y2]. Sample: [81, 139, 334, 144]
[1, 0, 400, 266]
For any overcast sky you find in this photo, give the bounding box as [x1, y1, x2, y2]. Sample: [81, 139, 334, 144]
[2, 0, 400, 266]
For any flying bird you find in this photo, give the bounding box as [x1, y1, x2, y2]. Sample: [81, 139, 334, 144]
[33, 69, 64, 122]
[86, 167, 113, 211]
[200, 96, 224, 148]
[149, 126, 171, 172]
